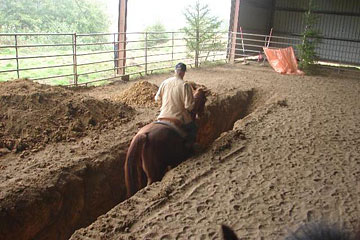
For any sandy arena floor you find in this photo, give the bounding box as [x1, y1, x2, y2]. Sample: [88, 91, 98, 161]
[68, 63, 360, 239]
[1, 63, 359, 240]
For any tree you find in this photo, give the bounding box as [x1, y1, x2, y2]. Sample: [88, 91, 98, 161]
[182, 0, 223, 67]
[143, 22, 169, 48]
[0, 0, 109, 33]
[297, 0, 321, 73]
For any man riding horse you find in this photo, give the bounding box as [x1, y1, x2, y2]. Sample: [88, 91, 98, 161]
[124, 63, 206, 197]
[155, 62, 199, 152]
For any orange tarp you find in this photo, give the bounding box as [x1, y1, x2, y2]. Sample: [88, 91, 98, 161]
[263, 46, 304, 75]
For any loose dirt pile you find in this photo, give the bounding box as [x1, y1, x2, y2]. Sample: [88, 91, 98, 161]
[113, 80, 160, 107]
[112, 80, 215, 109]
[0, 79, 134, 156]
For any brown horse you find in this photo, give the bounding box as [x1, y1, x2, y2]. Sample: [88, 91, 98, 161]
[124, 88, 207, 197]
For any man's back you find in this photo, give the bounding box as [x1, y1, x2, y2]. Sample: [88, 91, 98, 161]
[155, 76, 194, 124]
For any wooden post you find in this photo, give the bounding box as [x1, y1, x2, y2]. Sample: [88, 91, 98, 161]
[229, 0, 240, 63]
[117, 0, 128, 76]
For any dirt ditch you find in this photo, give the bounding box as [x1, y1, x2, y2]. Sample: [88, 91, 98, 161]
[70, 65, 360, 240]
[0, 78, 258, 240]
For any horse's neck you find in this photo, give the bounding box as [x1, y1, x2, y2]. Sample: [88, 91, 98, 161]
[192, 93, 206, 118]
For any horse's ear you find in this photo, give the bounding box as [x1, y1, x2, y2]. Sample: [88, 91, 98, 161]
[194, 88, 206, 98]
[193, 87, 202, 94]
[221, 225, 240, 240]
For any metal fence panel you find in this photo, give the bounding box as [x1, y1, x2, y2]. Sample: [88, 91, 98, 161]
[1, 29, 359, 86]
[0, 32, 229, 86]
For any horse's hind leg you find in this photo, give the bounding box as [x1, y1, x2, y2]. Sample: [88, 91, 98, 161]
[142, 154, 164, 185]
[142, 160, 154, 186]
[141, 142, 166, 186]
[137, 163, 147, 189]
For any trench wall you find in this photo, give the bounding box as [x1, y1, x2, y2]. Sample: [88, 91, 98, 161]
[0, 144, 128, 240]
[0, 88, 255, 240]
[197, 89, 254, 147]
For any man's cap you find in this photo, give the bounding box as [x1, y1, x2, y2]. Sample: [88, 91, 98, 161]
[175, 62, 187, 72]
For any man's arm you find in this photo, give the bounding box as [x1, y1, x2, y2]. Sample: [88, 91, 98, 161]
[154, 82, 164, 102]
[183, 82, 195, 111]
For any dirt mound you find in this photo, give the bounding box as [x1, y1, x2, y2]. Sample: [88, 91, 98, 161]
[0, 79, 134, 155]
[113, 81, 160, 107]
[113, 80, 214, 107]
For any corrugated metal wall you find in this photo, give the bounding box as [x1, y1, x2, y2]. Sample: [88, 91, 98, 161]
[229, 0, 275, 57]
[238, 0, 274, 34]
[228, 0, 360, 64]
[229, 0, 274, 34]
[275, 0, 360, 13]
[273, 0, 360, 64]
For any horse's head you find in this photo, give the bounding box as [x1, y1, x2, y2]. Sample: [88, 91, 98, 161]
[191, 88, 207, 120]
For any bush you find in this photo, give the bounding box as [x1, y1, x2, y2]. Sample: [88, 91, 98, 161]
[297, 0, 321, 74]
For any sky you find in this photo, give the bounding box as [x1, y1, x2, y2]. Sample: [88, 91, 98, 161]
[105, 0, 231, 32]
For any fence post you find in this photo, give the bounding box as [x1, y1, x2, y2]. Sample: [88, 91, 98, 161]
[117, 0, 127, 76]
[195, 30, 199, 68]
[213, 32, 217, 61]
[72, 33, 78, 86]
[171, 32, 174, 63]
[14, 35, 20, 79]
[113, 33, 117, 77]
[145, 32, 148, 75]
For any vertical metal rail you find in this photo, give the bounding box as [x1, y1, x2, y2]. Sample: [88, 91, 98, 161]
[14, 35, 20, 78]
[195, 29, 199, 68]
[145, 32, 148, 75]
[171, 32, 174, 64]
[72, 33, 78, 86]
[113, 33, 116, 77]
[213, 33, 217, 61]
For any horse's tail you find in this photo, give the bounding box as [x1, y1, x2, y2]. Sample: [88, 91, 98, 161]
[124, 133, 148, 198]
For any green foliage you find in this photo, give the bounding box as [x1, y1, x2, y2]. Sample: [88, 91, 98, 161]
[143, 22, 169, 48]
[0, 48, 117, 85]
[297, 0, 321, 73]
[0, 0, 110, 33]
[182, 0, 224, 67]
[0, 0, 110, 50]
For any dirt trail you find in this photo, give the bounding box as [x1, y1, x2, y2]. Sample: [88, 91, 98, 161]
[71, 64, 360, 239]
